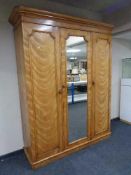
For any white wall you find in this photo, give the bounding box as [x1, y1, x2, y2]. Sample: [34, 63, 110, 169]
[111, 38, 131, 119]
[0, 22, 23, 156]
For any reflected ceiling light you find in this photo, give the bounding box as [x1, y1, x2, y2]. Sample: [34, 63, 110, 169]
[69, 57, 77, 60]
[39, 24, 52, 31]
[67, 49, 81, 53]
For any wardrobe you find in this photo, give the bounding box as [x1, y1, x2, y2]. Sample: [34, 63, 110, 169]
[9, 6, 113, 168]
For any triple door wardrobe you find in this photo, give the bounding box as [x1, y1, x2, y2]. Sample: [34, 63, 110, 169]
[9, 6, 113, 168]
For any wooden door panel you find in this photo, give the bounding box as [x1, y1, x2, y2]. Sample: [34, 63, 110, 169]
[27, 28, 61, 158]
[93, 33, 111, 135]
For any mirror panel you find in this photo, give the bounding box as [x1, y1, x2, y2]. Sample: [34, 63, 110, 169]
[66, 36, 88, 143]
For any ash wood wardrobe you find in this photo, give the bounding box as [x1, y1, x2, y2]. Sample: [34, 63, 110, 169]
[9, 6, 113, 168]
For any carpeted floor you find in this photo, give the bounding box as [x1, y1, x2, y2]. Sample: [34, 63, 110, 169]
[0, 119, 131, 175]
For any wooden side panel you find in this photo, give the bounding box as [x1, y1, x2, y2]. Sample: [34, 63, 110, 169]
[93, 33, 111, 135]
[29, 31, 60, 158]
[14, 24, 31, 156]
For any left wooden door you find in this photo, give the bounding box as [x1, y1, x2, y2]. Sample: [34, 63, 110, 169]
[22, 24, 63, 161]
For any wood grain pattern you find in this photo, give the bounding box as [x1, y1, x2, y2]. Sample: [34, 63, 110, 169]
[14, 23, 34, 161]
[9, 6, 112, 168]
[9, 6, 114, 37]
[29, 31, 59, 158]
[9, 6, 113, 32]
[14, 23, 29, 143]
[32, 131, 111, 168]
[93, 33, 111, 135]
[22, 23, 63, 161]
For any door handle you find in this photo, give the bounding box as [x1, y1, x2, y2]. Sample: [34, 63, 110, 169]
[62, 85, 66, 89]
[92, 81, 95, 86]
[58, 85, 66, 94]
[58, 88, 63, 94]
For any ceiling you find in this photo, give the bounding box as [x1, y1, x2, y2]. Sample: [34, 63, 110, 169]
[50, 0, 131, 14]
[0, 0, 102, 21]
[1, 0, 131, 28]
[49, 0, 131, 26]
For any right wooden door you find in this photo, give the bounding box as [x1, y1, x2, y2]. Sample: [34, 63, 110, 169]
[93, 33, 111, 136]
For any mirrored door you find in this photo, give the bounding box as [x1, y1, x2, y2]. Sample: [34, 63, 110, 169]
[61, 29, 91, 146]
[66, 36, 88, 143]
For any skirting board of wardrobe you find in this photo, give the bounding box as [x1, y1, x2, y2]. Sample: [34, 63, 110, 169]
[25, 131, 111, 169]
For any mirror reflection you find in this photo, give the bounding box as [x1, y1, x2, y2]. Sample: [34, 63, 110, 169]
[66, 36, 88, 143]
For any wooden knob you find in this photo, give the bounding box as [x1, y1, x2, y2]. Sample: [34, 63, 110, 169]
[92, 81, 95, 86]
[62, 85, 66, 89]
[58, 89, 63, 94]
[58, 85, 66, 94]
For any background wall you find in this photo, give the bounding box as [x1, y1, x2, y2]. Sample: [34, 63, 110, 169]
[0, 22, 23, 156]
[0, 4, 131, 156]
[111, 38, 131, 119]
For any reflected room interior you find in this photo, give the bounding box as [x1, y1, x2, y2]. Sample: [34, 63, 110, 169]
[66, 36, 88, 143]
